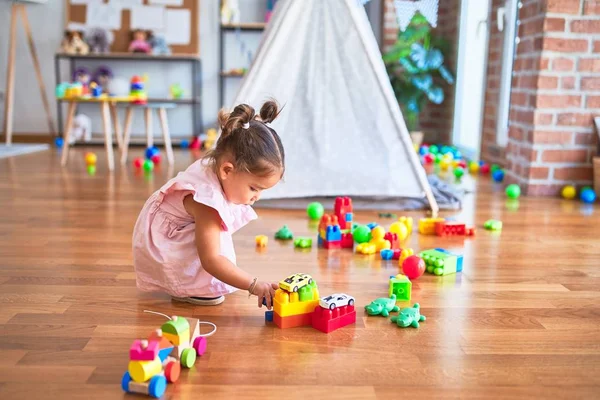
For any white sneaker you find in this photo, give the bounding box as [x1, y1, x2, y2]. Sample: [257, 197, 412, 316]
[171, 296, 225, 306]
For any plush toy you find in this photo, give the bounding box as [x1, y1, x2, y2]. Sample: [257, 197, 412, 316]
[69, 114, 92, 145]
[92, 66, 113, 94]
[61, 30, 89, 55]
[73, 67, 91, 96]
[150, 35, 171, 55]
[129, 30, 153, 54]
[221, 0, 240, 24]
[86, 28, 111, 53]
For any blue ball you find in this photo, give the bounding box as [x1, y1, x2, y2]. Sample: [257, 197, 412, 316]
[479, 160, 485, 166]
[492, 169, 505, 182]
[54, 137, 64, 148]
[366, 222, 378, 230]
[419, 146, 428, 156]
[145, 146, 159, 159]
[580, 188, 597, 204]
[180, 139, 189, 149]
[454, 150, 462, 160]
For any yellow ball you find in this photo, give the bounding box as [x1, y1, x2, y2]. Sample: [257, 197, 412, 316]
[85, 152, 97, 165]
[452, 160, 460, 168]
[443, 153, 454, 161]
[371, 225, 385, 240]
[440, 159, 450, 171]
[398, 216, 413, 233]
[561, 185, 576, 200]
[389, 222, 408, 241]
[469, 162, 480, 173]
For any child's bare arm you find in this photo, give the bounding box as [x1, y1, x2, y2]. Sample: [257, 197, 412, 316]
[183, 195, 277, 307]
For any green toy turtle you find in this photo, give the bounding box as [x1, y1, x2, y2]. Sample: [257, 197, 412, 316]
[365, 294, 399, 317]
[274, 225, 294, 240]
[390, 303, 426, 328]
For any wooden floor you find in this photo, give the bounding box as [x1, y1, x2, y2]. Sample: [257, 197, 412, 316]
[1, 148, 600, 399]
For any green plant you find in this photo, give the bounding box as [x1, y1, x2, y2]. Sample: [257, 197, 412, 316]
[383, 13, 454, 131]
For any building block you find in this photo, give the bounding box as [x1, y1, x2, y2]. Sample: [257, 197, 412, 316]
[398, 248, 414, 265]
[273, 311, 313, 329]
[372, 238, 391, 251]
[255, 235, 268, 247]
[265, 310, 274, 322]
[435, 248, 464, 272]
[381, 249, 394, 260]
[384, 232, 399, 249]
[344, 212, 353, 229]
[161, 315, 189, 336]
[484, 219, 502, 231]
[398, 216, 413, 234]
[341, 232, 354, 249]
[322, 239, 341, 249]
[294, 237, 312, 248]
[130, 339, 159, 361]
[273, 285, 320, 317]
[334, 197, 353, 229]
[389, 275, 412, 301]
[435, 221, 466, 236]
[392, 249, 401, 260]
[319, 215, 339, 237]
[122, 372, 167, 398]
[325, 225, 342, 241]
[128, 358, 162, 383]
[418, 218, 445, 235]
[366, 222, 378, 230]
[419, 249, 458, 276]
[356, 242, 376, 254]
[311, 305, 356, 333]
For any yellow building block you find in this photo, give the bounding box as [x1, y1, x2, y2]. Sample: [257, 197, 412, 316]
[128, 358, 162, 383]
[356, 242, 377, 254]
[273, 288, 319, 317]
[163, 328, 189, 347]
[398, 248, 414, 265]
[418, 218, 445, 235]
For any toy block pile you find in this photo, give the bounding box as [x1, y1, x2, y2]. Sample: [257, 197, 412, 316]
[273, 276, 320, 329]
[122, 316, 208, 398]
[318, 197, 354, 249]
[312, 303, 356, 333]
[418, 248, 463, 276]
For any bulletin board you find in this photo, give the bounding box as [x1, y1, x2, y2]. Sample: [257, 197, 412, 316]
[65, 0, 199, 55]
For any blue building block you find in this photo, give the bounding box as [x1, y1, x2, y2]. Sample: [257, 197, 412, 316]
[265, 310, 274, 322]
[325, 225, 342, 241]
[380, 249, 394, 260]
[367, 222, 378, 230]
[434, 248, 464, 272]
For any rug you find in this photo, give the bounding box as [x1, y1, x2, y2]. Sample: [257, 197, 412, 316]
[0, 144, 50, 159]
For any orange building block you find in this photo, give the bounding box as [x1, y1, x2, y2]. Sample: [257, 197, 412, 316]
[273, 312, 313, 329]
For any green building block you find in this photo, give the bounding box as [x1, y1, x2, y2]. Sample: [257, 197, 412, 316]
[293, 237, 312, 248]
[484, 219, 502, 231]
[419, 249, 458, 276]
[298, 280, 318, 302]
[389, 275, 412, 301]
[161, 315, 189, 336]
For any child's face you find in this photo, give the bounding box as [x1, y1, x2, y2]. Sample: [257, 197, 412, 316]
[218, 162, 281, 205]
[134, 31, 146, 41]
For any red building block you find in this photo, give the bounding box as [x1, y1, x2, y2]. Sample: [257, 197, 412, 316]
[435, 221, 467, 236]
[311, 305, 356, 333]
[341, 232, 354, 249]
[334, 197, 353, 229]
[392, 249, 402, 260]
[322, 240, 342, 249]
[384, 232, 399, 249]
[319, 214, 339, 235]
[273, 312, 313, 329]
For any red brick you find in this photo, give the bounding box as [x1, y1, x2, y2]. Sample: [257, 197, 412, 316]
[534, 111, 554, 125]
[537, 75, 559, 89]
[538, 57, 549, 70]
[529, 167, 550, 180]
[543, 38, 589, 53]
[530, 130, 573, 145]
[522, 18, 545, 36]
[517, 110, 536, 125]
[587, 95, 600, 108]
[575, 132, 598, 145]
[579, 58, 600, 72]
[519, 75, 538, 89]
[519, 147, 538, 162]
[546, 0, 581, 14]
[535, 94, 581, 108]
[571, 20, 600, 34]
[561, 77, 576, 89]
[542, 149, 589, 163]
[509, 126, 526, 141]
[552, 57, 575, 71]
[544, 18, 566, 32]
[595, 40, 600, 52]
[582, 77, 600, 90]
[511, 92, 529, 106]
[584, 1, 600, 15]
[553, 167, 594, 181]
[557, 113, 593, 127]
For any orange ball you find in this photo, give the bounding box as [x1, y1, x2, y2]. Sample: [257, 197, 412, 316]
[85, 152, 97, 165]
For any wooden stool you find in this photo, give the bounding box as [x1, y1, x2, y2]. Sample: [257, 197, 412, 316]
[121, 103, 175, 165]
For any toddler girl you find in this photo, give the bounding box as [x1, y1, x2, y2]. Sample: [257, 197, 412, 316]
[133, 101, 284, 308]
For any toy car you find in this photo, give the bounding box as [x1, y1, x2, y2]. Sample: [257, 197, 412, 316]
[319, 293, 355, 310]
[279, 273, 313, 292]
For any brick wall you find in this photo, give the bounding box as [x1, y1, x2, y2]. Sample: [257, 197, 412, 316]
[504, 0, 599, 195]
[382, 0, 460, 142]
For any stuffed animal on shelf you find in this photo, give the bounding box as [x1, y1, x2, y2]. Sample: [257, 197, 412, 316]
[61, 30, 89, 55]
[129, 30, 153, 54]
[221, 0, 240, 24]
[150, 35, 171, 56]
[86, 28, 111, 53]
[73, 67, 91, 96]
[69, 114, 92, 145]
[92, 66, 113, 94]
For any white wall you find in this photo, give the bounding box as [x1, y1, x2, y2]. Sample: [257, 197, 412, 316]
[0, 0, 266, 139]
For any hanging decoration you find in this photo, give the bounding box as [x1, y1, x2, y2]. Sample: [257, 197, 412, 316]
[394, 0, 439, 32]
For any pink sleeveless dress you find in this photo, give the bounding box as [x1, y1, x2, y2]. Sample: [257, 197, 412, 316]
[132, 159, 257, 297]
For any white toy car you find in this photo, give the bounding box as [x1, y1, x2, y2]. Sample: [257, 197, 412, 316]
[319, 293, 355, 310]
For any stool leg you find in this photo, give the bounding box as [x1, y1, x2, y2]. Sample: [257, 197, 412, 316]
[121, 107, 133, 165]
[158, 108, 174, 165]
[101, 102, 114, 171]
[60, 101, 77, 167]
[145, 108, 153, 148]
[110, 103, 123, 150]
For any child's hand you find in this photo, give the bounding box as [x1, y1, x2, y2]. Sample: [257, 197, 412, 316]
[252, 281, 279, 309]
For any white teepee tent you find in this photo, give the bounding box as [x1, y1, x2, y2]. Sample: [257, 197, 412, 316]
[230, 0, 438, 213]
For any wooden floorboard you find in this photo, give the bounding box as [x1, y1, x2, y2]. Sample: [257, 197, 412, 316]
[1, 148, 600, 399]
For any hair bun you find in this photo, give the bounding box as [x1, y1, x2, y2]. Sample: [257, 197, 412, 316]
[218, 104, 256, 137]
[259, 100, 280, 124]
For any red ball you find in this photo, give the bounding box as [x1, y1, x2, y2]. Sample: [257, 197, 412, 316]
[402, 255, 425, 280]
[133, 157, 144, 168]
[151, 154, 161, 165]
[458, 160, 467, 168]
[190, 137, 201, 150]
[423, 154, 434, 164]
[480, 164, 490, 174]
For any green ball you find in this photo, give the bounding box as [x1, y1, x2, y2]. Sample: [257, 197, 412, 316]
[306, 202, 324, 220]
[434, 154, 443, 164]
[491, 164, 500, 173]
[454, 167, 465, 179]
[506, 184, 521, 199]
[143, 159, 154, 172]
[86, 165, 96, 176]
[429, 145, 439, 155]
[353, 225, 371, 244]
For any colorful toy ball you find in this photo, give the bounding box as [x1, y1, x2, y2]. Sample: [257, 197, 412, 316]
[145, 146, 159, 160]
[423, 154, 434, 164]
[561, 185, 576, 200]
[133, 157, 144, 168]
[402, 255, 425, 280]
[434, 154, 443, 164]
[491, 164, 500, 173]
[151, 154, 161, 165]
[492, 169, 505, 182]
[143, 159, 154, 172]
[454, 167, 465, 179]
[580, 188, 596, 204]
[85, 152, 97, 165]
[306, 202, 324, 220]
[480, 164, 490, 174]
[440, 159, 450, 171]
[180, 139, 189, 149]
[429, 145, 439, 155]
[418, 145, 429, 156]
[468, 161, 479, 173]
[87, 165, 96, 176]
[54, 137, 64, 148]
[353, 225, 371, 244]
[505, 184, 521, 199]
